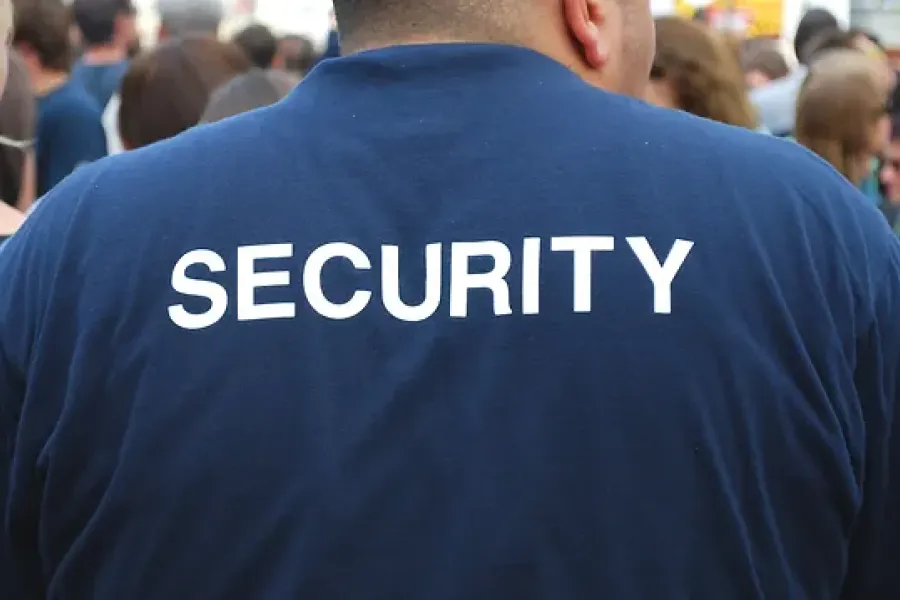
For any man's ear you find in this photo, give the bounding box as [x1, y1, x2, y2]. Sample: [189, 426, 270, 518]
[563, 0, 610, 69]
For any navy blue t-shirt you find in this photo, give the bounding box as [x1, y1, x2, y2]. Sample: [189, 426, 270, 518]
[70, 59, 129, 111]
[35, 79, 108, 196]
[2, 44, 900, 599]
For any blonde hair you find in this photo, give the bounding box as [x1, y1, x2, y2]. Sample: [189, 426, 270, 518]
[795, 50, 886, 184]
[652, 17, 757, 129]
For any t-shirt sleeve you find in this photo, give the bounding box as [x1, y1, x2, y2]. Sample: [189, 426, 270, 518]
[41, 111, 108, 193]
[0, 165, 100, 596]
[841, 217, 900, 598]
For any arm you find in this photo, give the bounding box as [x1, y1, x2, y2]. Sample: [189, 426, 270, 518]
[0, 166, 99, 597]
[841, 232, 900, 598]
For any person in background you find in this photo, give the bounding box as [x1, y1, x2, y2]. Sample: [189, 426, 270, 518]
[276, 34, 318, 76]
[751, 8, 837, 136]
[156, 0, 224, 42]
[742, 44, 789, 89]
[795, 50, 890, 191]
[201, 68, 298, 123]
[878, 117, 900, 230]
[70, 0, 136, 111]
[118, 35, 251, 149]
[233, 23, 277, 70]
[646, 17, 757, 129]
[13, 0, 107, 197]
[0, 0, 22, 245]
[0, 51, 37, 213]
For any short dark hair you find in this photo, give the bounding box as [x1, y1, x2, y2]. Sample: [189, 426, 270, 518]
[119, 36, 252, 149]
[332, 0, 503, 45]
[73, 0, 135, 46]
[793, 8, 838, 64]
[803, 28, 857, 65]
[279, 34, 318, 75]
[12, 0, 74, 72]
[233, 23, 277, 69]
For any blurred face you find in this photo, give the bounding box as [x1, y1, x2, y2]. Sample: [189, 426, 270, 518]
[562, 0, 655, 97]
[880, 139, 900, 205]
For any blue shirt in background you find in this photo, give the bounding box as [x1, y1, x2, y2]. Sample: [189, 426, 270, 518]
[2, 44, 900, 599]
[70, 59, 129, 111]
[35, 79, 108, 196]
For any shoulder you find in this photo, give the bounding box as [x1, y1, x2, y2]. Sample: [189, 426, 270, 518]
[570, 93, 896, 312]
[52, 84, 103, 118]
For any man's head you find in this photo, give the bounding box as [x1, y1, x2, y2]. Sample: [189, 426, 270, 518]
[72, 0, 137, 50]
[330, 0, 654, 97]
[793, 8, 838, 65]
[13, 0, 74, 75]
[276, 34, 318, 75]
[233, 23, 277, 70]
[156, 0, 223, 41]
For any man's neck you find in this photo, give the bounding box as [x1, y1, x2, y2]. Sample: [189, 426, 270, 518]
[32, 70, 69, 97]
[82, 44, 127, 65]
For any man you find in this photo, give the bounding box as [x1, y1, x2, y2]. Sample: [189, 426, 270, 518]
[13, 0, 107, 196]
[751, 8, 837, 136]
[233, 23, 278, 70]
[70, 0, 136, 110]
[1, 1, 899, 599]
[71, 0, 137, 159]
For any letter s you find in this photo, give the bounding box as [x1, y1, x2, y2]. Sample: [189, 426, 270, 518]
[168, 249, 228, 330]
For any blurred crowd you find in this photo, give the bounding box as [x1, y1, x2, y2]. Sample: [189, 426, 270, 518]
[0, 3, 898, 239]
[0, 0, 339, 241]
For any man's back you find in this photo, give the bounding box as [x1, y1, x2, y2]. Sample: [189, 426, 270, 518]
[2, 44, 899, 599]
